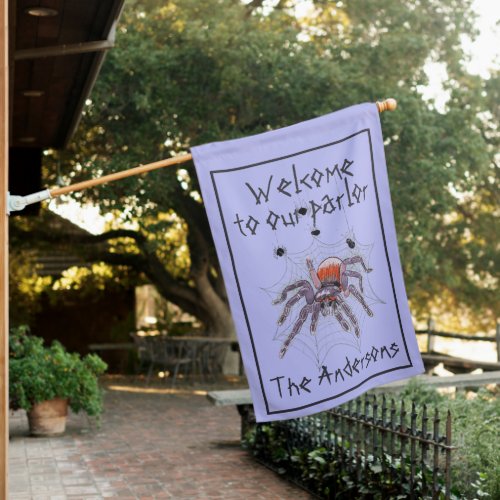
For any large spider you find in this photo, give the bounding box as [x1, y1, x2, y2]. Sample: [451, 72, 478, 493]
[273, 255, 374, 358]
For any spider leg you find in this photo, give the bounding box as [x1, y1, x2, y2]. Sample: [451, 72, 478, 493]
[310, 302, 321, 334]
[348, 284, 373, 316]
[337, 296, 360, 337]
[333, 302, 350, 331]
[341, 272, 350, 296]
[306, 257, 322, 289]
[273, 280, 313, 305]
[344, 256, 373, 273]
[328, 302, 335, 316]
[320, 302, 328, 317]
[344, 270, 367, 294]
[279, 304, 312, 358]
[277, 289, 307, 325]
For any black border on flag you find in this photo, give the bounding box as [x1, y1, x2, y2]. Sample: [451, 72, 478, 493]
[210, 128, 413, 415]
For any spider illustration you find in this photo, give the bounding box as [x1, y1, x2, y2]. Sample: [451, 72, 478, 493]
[273, 255, 374, 358]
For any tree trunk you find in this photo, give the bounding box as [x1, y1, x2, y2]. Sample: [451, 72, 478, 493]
[194, 272, 235, 338]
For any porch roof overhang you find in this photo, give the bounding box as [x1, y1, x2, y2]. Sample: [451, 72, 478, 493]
[10, 0, 125, 150]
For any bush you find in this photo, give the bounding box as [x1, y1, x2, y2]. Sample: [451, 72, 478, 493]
[9, 326, 108, 417]
[246, 421, 441, 499]
[400, 381, 499, 498]
[245, 383, 499, 498]
[446, 390, 499, 498]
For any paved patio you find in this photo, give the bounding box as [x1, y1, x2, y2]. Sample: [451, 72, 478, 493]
[9, 378, 311, 499]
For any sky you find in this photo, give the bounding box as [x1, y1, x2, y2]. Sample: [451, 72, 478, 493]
[465, 0, 500, 77]
[423, 0, 500, 107]
[50, 0, 499, 234]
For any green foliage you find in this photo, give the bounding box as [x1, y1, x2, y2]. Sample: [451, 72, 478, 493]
[8, 248, 52, 326]
[9, 326, 108, 417]
[400, 381, 499, 497]
[9, 211, 139, 329]
[445, 390, 500, 499]
[399, 377, 446, 406]
[246, 385, 500, 498]
[247, 421, 444, 498]
[45, 0, 499, 329]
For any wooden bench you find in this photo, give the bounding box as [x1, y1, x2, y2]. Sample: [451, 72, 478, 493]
[207, 389, 253, 439]
[207, 371, 500, 436]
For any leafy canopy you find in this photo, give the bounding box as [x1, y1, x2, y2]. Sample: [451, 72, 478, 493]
[47, 0, 498, 330]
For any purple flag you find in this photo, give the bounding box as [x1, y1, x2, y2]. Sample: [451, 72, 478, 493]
[192, 103, 424, 422]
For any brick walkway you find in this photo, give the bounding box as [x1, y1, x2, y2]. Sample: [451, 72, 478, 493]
[9, 379, 311, 499]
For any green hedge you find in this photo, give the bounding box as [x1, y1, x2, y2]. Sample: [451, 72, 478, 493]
[247, 422, 445, 498]
[400, 381, 499, 499]
[245, 383, 499, 499]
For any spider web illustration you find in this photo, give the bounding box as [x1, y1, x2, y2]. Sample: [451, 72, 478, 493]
[261, 232, 385, 368]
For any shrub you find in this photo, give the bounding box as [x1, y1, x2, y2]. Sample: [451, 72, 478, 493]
[245, 383, 499, 498]
[9, 326, 107, 417]
[400, 381, 499, 498]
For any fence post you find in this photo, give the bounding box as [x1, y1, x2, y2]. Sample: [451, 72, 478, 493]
[236, 404, 256, 441]
[252, 395, 454, 497]
[445, 410, 452, 500]
[432, 408, 441, 499]
[496, 322, 500, 362]
[427, 317, 436, 353]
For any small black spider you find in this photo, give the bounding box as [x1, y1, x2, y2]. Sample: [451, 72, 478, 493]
[274, 246, 287, 258]
[298, 207, 307, 216]
[346, 238, 355, 249]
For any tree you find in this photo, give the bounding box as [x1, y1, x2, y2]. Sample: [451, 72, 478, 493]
[41, 0, 498, 334]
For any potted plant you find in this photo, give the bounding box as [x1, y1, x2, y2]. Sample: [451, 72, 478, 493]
[9, 326, 107, 436]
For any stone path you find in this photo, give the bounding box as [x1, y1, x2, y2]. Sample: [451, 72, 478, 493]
[9, 380, 311, 499]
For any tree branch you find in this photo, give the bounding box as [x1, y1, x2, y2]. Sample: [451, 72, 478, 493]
[89, 251, 147, 269]
[91, 229, 147, 245]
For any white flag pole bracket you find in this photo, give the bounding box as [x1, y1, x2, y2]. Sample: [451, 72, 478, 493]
[7, 99, 397, 214]
[7, 189, 52, 215]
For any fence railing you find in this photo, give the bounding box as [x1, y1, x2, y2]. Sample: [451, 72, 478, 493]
[416, 319, 500, 361]
[250, 393, 453, 499]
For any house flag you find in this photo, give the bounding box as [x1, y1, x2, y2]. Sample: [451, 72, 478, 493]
[191, 103, 424, 422]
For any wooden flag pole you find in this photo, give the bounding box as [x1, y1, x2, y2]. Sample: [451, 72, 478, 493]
[8, 99, 397, 212]
[376, 98, 397, 113]
[51, 154, 193, 197]
[50, 99, 397, 198]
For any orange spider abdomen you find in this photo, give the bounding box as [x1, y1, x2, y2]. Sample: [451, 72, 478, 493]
[317, 257, 342, 285]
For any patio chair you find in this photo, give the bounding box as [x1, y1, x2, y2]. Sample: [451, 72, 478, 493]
[130, 333, 192, 386]
[160, 337, 193, 386]
[200, 342, 226, 380]
[130, 332, 153, 374]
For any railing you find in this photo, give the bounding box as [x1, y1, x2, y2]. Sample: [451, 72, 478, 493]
[416, 319, 500, 361]
[250, 394, 453, 499]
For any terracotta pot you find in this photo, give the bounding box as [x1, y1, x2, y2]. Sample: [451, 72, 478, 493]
[27, 397, 68, 436]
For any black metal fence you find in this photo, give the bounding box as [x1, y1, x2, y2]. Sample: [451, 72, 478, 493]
[250, 394, 453, 499]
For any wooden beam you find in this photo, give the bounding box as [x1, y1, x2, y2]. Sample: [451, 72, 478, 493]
[416, 329, 496, 342]
[14, 39, 115, 60]
[422, 353, 500, 372]
[0, 0, 9, 497]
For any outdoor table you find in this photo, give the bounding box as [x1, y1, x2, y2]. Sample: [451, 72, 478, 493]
[166, 336, 238, 378]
